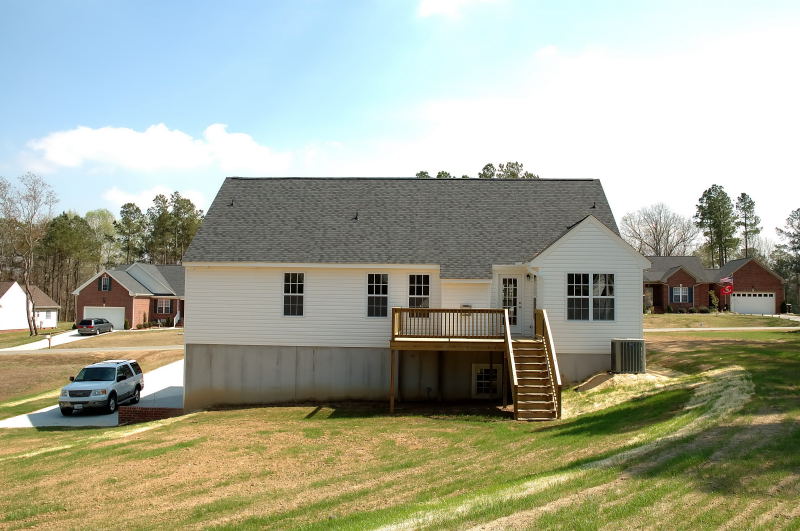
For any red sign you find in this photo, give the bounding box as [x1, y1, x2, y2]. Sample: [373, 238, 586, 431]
[721, 285, 734, 295]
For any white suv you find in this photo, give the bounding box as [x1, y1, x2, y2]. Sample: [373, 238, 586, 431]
[59, 360, 144, 416]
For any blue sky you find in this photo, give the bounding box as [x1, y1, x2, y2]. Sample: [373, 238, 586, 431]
[1, 0, 799, 241]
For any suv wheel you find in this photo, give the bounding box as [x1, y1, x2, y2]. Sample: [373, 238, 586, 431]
[106, 393, 117, 414]
[60, 407, 73, 416]
[131, 386, 140, 404]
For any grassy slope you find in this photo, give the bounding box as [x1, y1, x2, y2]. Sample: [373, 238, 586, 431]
[644, 313, 798, 328]
[0, 331, 798, 529]
[52, 329, 184, 349]
[0, 322, 73, 349]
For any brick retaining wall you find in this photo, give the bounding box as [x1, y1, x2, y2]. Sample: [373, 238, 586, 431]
[118, 406, 184, 425]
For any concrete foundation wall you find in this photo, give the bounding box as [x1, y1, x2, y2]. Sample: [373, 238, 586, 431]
[557, 353, 611, 383]
[184, 344, 509, 409]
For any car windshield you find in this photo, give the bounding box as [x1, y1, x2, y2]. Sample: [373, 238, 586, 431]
[74, 367, 115, 382]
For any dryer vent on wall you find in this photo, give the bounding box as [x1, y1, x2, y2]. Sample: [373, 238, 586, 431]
[611, 339, 646, 374]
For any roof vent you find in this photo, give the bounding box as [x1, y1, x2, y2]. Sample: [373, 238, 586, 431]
[591, 201, 596, 209]
[352, 212, 359, 221]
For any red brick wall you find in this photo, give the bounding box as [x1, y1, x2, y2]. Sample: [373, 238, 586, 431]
[118, 406, 183, 425]
[664, 270, 708, 310]
[714, 260, 784, 313]
[77, 275, 134, 327]
[132, 297, 150, 328]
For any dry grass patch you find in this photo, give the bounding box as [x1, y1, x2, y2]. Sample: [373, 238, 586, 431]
[0, 349, 183, 405]
[643, 313, 797, 329]
[53, 329, 184, 349]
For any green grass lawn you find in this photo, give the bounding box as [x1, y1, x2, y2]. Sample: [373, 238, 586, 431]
[0, 331, 798, 529]
[0, 321, 73, 349]
[644, 312, 798, 329]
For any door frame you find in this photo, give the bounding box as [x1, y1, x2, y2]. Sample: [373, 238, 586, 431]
[499, 275, 523, 334]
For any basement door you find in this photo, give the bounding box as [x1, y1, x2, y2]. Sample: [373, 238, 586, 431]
[500, 276, 522, 334]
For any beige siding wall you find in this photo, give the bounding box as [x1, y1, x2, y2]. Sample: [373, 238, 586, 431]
[440, 281, 491, 309]
[532, 220, 646, 355]
[185, 265, 440, 348]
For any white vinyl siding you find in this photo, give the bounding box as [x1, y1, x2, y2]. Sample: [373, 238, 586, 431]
[531, 218, 646, 355]
[0, 283, 31, 331]
[441, 281, 491, 309]
[185, 266, 441, 347]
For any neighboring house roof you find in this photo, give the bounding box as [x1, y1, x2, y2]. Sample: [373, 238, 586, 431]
[645, 255, 783, 284]
[72, 264, 185, 297]
[28, 286, 60, 309]
[644, 256, 715, 283]
[0, 281, 15, 299]
[183, 177, 620, 279]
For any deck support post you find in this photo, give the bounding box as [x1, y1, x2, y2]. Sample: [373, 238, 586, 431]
[437, 351, 444, 402]
[389, 349, 397, 413]
[501, 350, 508, 408]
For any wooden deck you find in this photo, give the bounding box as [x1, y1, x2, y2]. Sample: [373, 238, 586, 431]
[389, 308, 562, 421]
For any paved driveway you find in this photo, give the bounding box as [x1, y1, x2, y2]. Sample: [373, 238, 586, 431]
[0, 359, 184, 429]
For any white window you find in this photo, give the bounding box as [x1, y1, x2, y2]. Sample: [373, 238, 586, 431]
[408, 274, 430, 309]
[100, 276, 111, 291]
[567, 273, 615, 321]
[156, 299, 172, 314]
[284, 273, 304, 316]
[367, 274, 388, 317]
[672, 286, 689, 303]
[471, 363, 503, 398]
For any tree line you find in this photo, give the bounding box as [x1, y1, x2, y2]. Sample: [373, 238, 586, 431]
[621, 184, 800, 308]
[0, 173, 203, 332]
[416, 161, 540, 180]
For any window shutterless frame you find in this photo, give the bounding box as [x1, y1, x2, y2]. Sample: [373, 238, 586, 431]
[408, 274, 430, 317]
[567, 272, 615, 321]
[283, 272, 304, 316]
[366, 273, 389, 318]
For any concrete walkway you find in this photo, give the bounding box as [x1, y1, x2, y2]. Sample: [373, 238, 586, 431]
[0, 345, 184, 355]
[0, 359, 184, 429]
[0, 329, 114, 352]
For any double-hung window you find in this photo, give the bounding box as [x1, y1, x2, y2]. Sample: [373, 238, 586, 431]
[671, 286, 690, 303]
[156, 299, 172, 314]
[100, 276, 111, 291]
[283, 273, 304, 316]
[409, 275, 430, 316]
[367, 274, 388, 317]
[567, 273, 615, 321]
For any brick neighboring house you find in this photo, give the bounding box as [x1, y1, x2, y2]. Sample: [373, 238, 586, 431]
[644, 256, 784, 314]
[73, 263, 185, 329]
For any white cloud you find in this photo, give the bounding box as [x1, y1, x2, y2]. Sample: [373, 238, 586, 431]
[27, 123, 292, 175]
[417, 0, 496, 18]
[103, 185, 208, 213]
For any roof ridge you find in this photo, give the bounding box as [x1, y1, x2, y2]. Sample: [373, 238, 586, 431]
[226, 176, 599, 182]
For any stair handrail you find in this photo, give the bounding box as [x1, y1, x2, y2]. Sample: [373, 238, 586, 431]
[503, 309, 519, 389]
[536, 309, 562, 419]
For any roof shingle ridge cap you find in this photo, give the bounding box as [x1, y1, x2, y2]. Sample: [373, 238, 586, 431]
[225, 176, 600, 182]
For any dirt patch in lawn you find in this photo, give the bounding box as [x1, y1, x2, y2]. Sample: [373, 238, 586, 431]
[643, 313, 798, 329]
[0, 349, 183, 404]
[53, 329, 184, 349]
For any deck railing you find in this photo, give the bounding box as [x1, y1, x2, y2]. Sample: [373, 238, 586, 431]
[535, 309, 562, 418]
[503, 309, 519, 416]
[391, 308, 505, 340]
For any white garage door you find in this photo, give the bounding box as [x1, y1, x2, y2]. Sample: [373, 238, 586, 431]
[83, 306, 125, 330]
[730, 292, 775, 315]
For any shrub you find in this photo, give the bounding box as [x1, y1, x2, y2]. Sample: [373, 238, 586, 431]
[709, 292, 719, 312]
[165, 317, 174, 327]
[666, 305, 674, 313]
[687, 307, 698, 313]
[71, 323, 77, 329]
[136, 324, 144, 329]
[698, 306, 710, 313]
[781, 301, 789, 313]
[124, 319, 130, 330]
[677, 307, 687, 314]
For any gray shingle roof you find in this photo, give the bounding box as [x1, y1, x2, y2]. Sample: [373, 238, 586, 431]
[644, 256, 715, 282]
[110, 264, 185, 296]
[183, 177, 620, 279]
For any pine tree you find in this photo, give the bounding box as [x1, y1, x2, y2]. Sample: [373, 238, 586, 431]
[735, 193, 761, 258]
[694, 185, 739, 267]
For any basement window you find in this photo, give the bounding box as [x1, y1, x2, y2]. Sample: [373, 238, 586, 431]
[471, 363, 503, 398]
[284, 273, 304, 316]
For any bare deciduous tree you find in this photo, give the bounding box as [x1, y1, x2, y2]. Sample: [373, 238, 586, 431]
[621, 203, 699, 256]
[0, 173, 58, 335]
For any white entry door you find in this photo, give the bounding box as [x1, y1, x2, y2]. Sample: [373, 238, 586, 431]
[500, 276, 522, 334]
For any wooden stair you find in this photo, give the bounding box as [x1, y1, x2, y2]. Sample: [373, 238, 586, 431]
[512, 342, 558, 420]
[503, 310, 562, 421]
